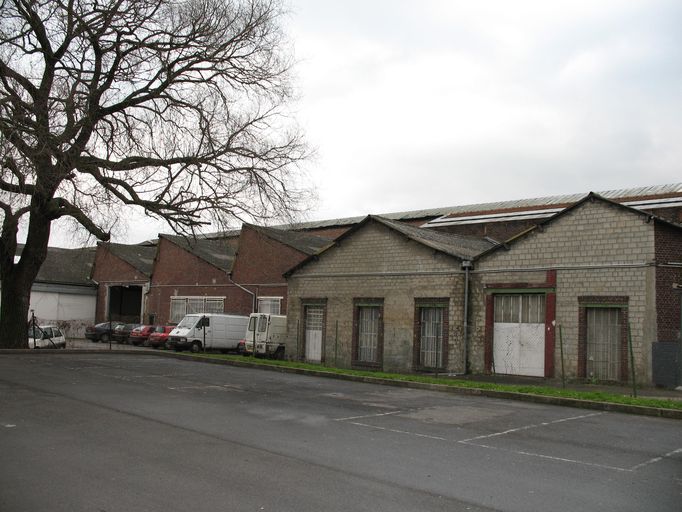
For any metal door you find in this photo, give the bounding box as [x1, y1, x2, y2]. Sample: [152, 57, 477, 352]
[493, 294, 545, 376]
[305, 305, 324, 363]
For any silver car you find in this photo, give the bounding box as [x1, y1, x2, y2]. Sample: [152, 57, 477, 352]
[28, 325, 66, 349]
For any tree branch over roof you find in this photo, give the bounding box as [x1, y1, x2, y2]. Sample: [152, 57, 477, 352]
[0, 0, 310, 348]
[0, 0, 309, 236]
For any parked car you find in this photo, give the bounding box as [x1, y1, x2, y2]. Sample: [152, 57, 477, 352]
[28, 325, 66, 349]
[147, 325, 175, 349]
[85, 321, 125, 343]
[128, 324, 156, 346]
[113, 323, 141, 344]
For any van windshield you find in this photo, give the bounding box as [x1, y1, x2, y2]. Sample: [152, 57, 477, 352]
[177, 316, 199, 329]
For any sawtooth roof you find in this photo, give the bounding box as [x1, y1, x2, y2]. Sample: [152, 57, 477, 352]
[16, 245, 97, 286]
[278, 183, 682, 231]
[369, 216, 498, 260]
[245, 224, 333, 255]
[160, 234, 238, 272]
[105, 242, 158, 277]
[285, 215, 497, 277]
[476, 192, 682, 259]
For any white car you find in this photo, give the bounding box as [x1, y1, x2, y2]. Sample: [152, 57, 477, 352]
[28, 325, 66, 349]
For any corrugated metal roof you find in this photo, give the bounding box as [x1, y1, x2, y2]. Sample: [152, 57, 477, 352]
[282, 183, 682, 230]
[435, 183, 682, 220]
[187, 183, 682, 237]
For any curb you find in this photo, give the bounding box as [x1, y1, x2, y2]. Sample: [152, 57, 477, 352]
[3, 349, 681, 420]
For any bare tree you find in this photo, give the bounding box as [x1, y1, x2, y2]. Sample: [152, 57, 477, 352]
[0, 0, 308, 348]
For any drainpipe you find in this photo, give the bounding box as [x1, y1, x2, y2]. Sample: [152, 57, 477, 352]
[461, 260, 473, 375]
[227, 273, 256, 313]
[228, 272, 258, 356]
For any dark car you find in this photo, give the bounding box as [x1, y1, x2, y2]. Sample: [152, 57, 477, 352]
[128, 324, 157, 346]
[112, 323, 141, 344]
[85, 321, 125, 343]
[147, 325, 175, 349]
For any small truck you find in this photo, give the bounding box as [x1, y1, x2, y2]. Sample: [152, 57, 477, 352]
[239, 313, 287, 359]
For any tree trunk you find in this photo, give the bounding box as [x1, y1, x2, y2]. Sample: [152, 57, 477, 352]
[0, 205, 51, 349]
[0, 273, 33, 349]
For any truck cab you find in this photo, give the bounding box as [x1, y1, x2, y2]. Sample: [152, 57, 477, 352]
[240, 313, 286, 359]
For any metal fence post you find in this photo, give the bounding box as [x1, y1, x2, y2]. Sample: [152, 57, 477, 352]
[628, 322, 637, 397]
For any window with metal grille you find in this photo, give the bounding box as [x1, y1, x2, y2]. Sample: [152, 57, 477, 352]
[494, 294, 545, 324]
[357, 306, 380, 363]
[419, 307, 444, 368]
[169, 296, 225, 323]
[586, 307, 622, 381]
[257, 297, 282, 314]
[305, 306, 324, 331]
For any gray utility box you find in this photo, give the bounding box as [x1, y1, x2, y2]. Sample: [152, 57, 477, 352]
[652, 341, 681, 389]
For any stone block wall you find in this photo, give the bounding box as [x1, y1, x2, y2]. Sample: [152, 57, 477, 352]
[286, 221, 466, 373]
[473, 198, 657, 382]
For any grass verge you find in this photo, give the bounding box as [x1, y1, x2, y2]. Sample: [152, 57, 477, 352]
[186, 353, 682, 411]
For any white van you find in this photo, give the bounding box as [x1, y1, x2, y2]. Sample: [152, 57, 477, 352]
[239, 313, 287, 358]
[167, 313, 249, 353]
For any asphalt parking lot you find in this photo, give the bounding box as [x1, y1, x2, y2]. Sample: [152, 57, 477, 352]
[1, 353, 680, 512]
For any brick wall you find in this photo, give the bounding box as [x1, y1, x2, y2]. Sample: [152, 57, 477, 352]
[147, 237, 239, 324]
[231, 225, 313, 314]
[146, 226, 314, 325]
[432, 218, 542, 242]
[654, 221, 682, 342]
[286, 221, 465, 373]
[473, 198, 657, 382]
[92, 245, 150, 322]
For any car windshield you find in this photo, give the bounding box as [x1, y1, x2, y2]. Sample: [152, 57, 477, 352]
[176, 316, 198, 329]
[27, 326, 44, 338]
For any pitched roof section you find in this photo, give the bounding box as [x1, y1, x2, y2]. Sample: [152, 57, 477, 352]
[423, 183, 682, 228]
[246, 224, 333, 255]
[105, 242, 157, 277]
[370, 216, 498, 260]
[476, 192, 682, 259]
[17, 245, 96, 286]
[161, 234, 237, 272]
[285, 216, 497, 277]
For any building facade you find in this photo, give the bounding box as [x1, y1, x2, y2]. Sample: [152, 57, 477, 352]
[285, 196, 682, 384]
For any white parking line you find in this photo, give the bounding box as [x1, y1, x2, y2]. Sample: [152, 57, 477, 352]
[349, 421, 447, 441]
[629, 447, 682, 471]
[464, 441, 632, 472]
[459, 412, 604, 443]
[168, 385, 243, 392]
[335, 409, 661, 473]
[334, 410, 403, 422]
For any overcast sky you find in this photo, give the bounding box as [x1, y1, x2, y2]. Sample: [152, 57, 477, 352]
[48, 0, 682, 246]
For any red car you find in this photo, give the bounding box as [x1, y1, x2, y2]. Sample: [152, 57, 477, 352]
[147, 325, 175, 349]
[128, 324, 156, 346]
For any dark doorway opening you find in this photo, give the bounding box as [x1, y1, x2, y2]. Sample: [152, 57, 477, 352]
[108, 285, 142, 323]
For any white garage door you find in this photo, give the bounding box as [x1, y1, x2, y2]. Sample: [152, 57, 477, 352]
[493, 294, 545, 377]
